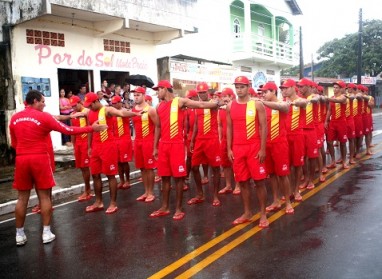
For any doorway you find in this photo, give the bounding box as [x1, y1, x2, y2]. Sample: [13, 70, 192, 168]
[58, 69, 94, 95]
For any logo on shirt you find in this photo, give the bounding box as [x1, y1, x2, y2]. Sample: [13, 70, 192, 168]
[171, 107, 177, 112]
[215, 156, 221, 162]
[282, 164, 288, 171]
[84, 159, 89, 164]
[123, 154, 128, 159]
[247, 110, 254, 116]
[148, 159, 153, 164]
[110, 164, 116, 171]
[178, 166, 185, 173]
[259, 166, 265, 174]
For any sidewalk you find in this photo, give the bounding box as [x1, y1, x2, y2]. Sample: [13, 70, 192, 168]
[0, 146, 142, 216]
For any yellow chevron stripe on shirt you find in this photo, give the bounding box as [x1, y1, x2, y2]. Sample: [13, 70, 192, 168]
[271, 109, 279, 141]
[306, 97, 313, 125]
[246, 100, 256, 139]
[291, 106, 300, 131]
[98, 106, 108, 142]
[203, 108, 211, 134]
[141, 104, 149, 138]
[170, 97, 179, 139]
[79, 110, 87, 139]
[335, 103, 340, 119]
[353, 99, 358, 115]
[117, 116, 124, 137]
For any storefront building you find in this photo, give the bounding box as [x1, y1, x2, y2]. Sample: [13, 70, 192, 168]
[0, 0, 197, 149]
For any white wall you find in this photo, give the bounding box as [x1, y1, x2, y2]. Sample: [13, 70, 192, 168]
[11, 19, 158, 149]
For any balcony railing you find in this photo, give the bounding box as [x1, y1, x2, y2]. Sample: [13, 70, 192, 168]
[232, 33, 298, 64]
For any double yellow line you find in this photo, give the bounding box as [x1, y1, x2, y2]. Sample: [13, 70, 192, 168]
[149, 146, 381, 279]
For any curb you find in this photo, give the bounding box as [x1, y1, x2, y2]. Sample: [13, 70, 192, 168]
[0, 170, 141, 216]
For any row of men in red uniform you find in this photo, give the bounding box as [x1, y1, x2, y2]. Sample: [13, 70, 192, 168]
[10, 76, 374, 246]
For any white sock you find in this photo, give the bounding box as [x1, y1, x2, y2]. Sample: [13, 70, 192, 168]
[16, 227, 25, 236]
[43, 226, 51, 233]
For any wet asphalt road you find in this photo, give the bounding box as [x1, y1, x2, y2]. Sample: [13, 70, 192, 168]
[1, 116, 382, 279]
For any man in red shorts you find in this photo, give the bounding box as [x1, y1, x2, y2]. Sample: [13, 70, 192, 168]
[110, 95, 133, 189]
[259, 82, 294, 215]
[226, 76, 269, 228]
[69, 95, 94, 202]
[325, 81, 348, 169]
[361, 86, 374, 155]
[188, 82, 222, 207]
[297, 78, 320, 190]
[150, 80, 222, 220]
[344, 83, 357, 164]
[131, 86, 159, 202]
[83, 92, 142, 214]
[218, 87, 241, 195]
[10, 90, 106, 246]
[280, 79, 307, 202]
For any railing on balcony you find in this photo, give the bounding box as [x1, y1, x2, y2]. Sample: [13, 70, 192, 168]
[232, 33, 297, 64]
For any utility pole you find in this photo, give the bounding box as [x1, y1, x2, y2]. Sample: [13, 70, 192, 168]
[357, 8, 362, 84]
[311, 53, 314, 81]
[299, 26, 304, 79]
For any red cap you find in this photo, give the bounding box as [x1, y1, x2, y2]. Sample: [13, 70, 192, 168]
[145, 95, 152, 101]
[248, 87, 258, 96]
[347, 83, 356, 89]
[317, 86, 324, 92]
[260, 82, 278, 92]
[333, 80, 346, 88]
[234, 76, 250, 85]
[152, 80, 173, 90]
[111, 95, 122, 104]
[69, 96, 81, 106]
[132, 86, 146, 94]
[196, 82, 209, 93]
[356, 84, 364, 91]
[221, 88, 235, 97]
[297, 78, 312, 87]
[83, 92, 99, 108]
[280, 79, 297, 88]
[311, 81, 318, 88]
[364, 86, 369, 92]
[186, 89, 198, 98]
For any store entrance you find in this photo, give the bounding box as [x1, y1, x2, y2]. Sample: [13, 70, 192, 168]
[58, 69, 94, 95]
[100, 71, 129, 88]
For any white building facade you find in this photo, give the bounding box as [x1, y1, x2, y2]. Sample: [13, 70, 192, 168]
[0, 0, 198, 149]
[156, 0, 302, 94]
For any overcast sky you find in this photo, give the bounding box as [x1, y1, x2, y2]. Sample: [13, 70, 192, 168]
[296, 0, 381, 62]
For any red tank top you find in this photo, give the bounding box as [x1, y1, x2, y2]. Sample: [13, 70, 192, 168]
[195, 107, 218, 139]
[88, 107, 115, 144]
[353, 98, 361, 117]
[302, 95, 315, 129]
[132, 104, 154, 141]
[345, 97, 354, 119]
[329, 98, 346, 121]
[230, 100, 260, 144]
[113, 115, 131, 140]
[265, 105, 287, 143]
[157, 97, 185, 143]
[71, 108, 88, 142]
[286, 99, 304, 135]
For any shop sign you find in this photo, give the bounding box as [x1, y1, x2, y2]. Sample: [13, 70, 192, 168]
[33, 44, 148, 70]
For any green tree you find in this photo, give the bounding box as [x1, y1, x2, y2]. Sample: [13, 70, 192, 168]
[316, 19, 382, 78]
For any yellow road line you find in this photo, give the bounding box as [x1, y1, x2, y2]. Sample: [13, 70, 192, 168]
[149, 146, 380, 279]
